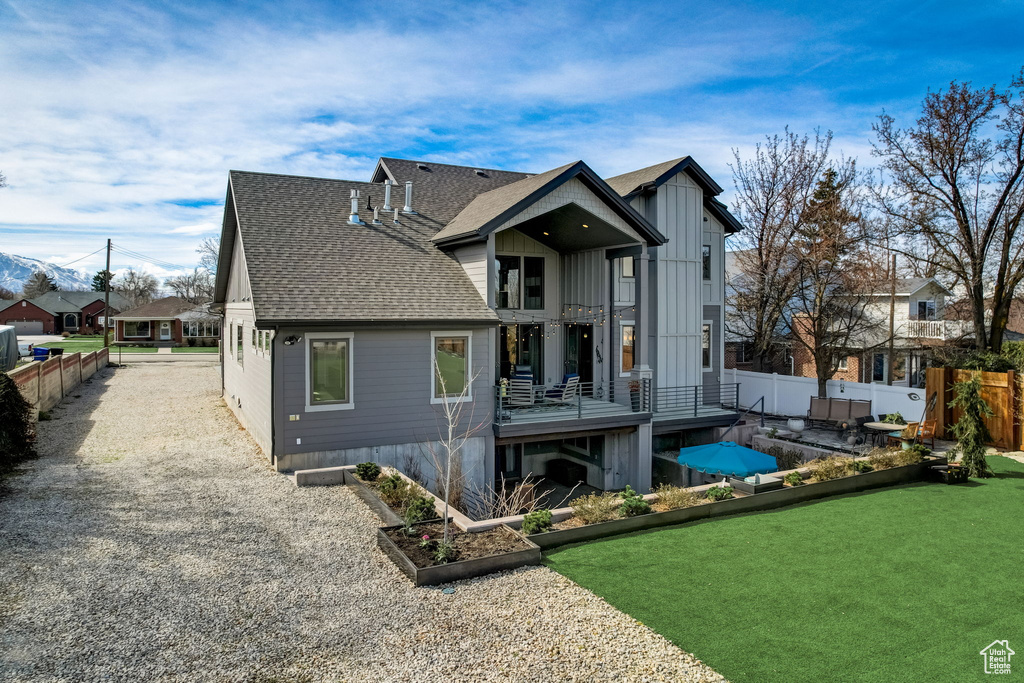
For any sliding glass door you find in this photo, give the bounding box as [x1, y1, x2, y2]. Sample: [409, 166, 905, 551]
[499, 324, 543, 382]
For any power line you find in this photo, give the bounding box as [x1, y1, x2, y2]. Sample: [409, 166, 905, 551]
[0, 246, 108, 285]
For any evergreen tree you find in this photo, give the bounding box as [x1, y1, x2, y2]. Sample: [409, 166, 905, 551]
[91, 270, 113, 292]
[948, 374, 994, 478]
[22, 271, 57, 298]
[0, 371, 36, 472]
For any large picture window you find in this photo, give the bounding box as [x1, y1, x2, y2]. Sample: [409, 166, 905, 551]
[183, 320, 221, 337]
[432, 331, 471, 403]
[306, 334, 353, 410]
[620, 322, 635, 376]
[496, 255, 543, 310]
[123, 321, 151, 338]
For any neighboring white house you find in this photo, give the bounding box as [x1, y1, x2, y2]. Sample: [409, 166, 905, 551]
[214, 155, 742, 495]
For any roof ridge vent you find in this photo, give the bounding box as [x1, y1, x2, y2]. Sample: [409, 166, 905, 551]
[348, 189, 365, 225]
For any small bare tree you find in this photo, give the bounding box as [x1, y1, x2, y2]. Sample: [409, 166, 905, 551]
[728, 129, 836, 371]
[872, 68, 1024, 351]
[424, 358, 486, 544]
[197, 237, 219, 273]
[165, 268, 214, 304]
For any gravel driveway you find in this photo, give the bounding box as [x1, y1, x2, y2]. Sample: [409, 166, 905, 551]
[0, 363, 723, 682]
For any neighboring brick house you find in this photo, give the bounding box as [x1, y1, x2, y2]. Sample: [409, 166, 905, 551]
[0, 291, 130, 335]
[113, 296, 221, 344]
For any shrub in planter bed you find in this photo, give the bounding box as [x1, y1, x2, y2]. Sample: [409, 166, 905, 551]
[654, 483, 702, 509]
[403, 495, 437, 524]
[784, 471, 804, 487]
[807, 456, 855, 481]
[868, 448, 899, 471]
[851, 460, 873, 473]
[766, 445, 803, 471]
[618, 485, 652, 517]
[355, 461, 381, 481]
[895, 447, 926, 466]
[570, 492, 619, 525]
[521, 509, 553, 535]
[377, 473, 412, 506]
[706, 485, 733, 501]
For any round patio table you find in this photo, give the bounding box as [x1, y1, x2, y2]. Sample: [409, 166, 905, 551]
[863, 421, 908, 446]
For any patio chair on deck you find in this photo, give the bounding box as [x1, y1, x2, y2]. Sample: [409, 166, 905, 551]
[507, 368, 535, 407]
[807, 397, 830, 426]
[544, 373, 580, 404]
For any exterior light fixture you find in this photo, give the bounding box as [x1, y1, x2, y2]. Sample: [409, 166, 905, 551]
[582, 224, 589, 228]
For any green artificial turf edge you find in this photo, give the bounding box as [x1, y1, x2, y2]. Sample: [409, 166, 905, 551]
[544, 456, 1024, 683]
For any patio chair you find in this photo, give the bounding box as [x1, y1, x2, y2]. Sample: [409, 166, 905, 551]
[918, 420, 936, 449]
[807, 397, 830, 426]
[849, 400, 872, 420]
[544, 373, 580, 404]
[507, 370, 535, 407]
[828, 398, 853, 422]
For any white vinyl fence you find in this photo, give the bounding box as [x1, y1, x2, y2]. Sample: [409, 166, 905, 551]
[725, 368, 929, 422]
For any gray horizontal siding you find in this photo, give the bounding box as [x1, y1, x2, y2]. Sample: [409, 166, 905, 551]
[276, 326, 494, 454]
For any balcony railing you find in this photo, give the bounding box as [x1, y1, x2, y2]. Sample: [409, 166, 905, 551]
[653, 383, 740, 418]
[903, 320, 971, 340]
[495, 379, 650, 425]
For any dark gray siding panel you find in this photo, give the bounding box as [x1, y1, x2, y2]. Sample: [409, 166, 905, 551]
[277, 327, 494, 454]
[702, 304, 722, 400]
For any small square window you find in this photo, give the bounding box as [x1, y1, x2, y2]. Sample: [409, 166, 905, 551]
[620, 323, 635, 375]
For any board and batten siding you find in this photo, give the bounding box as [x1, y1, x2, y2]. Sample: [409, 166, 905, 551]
[652, 172, 704, 390]
[222, 230, 274, 454]
[702, 210, 725, 306]
[274, 325, 494, 460]
[451, 241, 490, 307]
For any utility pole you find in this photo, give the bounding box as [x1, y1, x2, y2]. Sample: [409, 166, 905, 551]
[103, 239, 111, 348]
[886, 253, 896, 386]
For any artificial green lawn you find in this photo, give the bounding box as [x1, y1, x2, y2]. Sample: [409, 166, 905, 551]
[545, 456, 1024, 682]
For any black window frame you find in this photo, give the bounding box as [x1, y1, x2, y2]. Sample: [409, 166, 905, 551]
[497, 255, 544, 310]
[702, 245, 711, 281]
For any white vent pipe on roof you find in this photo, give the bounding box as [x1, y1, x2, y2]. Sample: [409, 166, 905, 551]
[372, 206, 382, 225]
[348, 189, 364, 225]
[403, 180, 417, 215]
[383, 179, 393, 211]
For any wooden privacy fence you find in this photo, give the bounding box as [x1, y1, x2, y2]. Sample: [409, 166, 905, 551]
[925, 367, 1018, 450]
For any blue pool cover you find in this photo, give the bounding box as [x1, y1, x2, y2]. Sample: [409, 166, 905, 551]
[677, 441, 778, 477]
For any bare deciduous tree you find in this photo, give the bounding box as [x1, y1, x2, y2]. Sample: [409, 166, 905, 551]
[0, 285, 16, 300]
[787, 167, 888, 396]
[114, 268, 160, 308]
[197, 237, 219, 273]
[727, 129, 836, 371]
[165, 268, 214, 304]
[872, 68, 1024, 351]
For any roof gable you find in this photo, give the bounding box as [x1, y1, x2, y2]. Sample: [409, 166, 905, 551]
[605, 156, 724, 198]
[433, 161, 666, 247]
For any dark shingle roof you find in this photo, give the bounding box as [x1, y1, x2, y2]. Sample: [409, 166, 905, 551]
[433, 161, 667, 246]
[226, 171, 500, 325]
[372, 158, 533, 223]
[0, 291, 130, 315]
[116, 296, 195, 319]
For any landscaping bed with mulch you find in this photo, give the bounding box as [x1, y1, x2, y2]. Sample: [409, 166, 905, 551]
[383, 521, 532, 568]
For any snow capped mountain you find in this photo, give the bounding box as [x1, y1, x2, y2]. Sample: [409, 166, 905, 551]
[0, 252, 92, 292]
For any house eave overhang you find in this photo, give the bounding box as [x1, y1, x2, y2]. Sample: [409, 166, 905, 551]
[705, 197, 744, 234]
[619, 156, 725, 200]
[213, 179, 239, 306]
[432, 161, 667, 248]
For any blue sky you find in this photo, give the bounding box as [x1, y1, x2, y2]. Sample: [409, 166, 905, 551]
[0, 0, 1021, 279]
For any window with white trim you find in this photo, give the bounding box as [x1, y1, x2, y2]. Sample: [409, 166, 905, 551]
[306, 333, 353, 411]
[837, 356, 849, 371]
[184, 320, 220, 337]
[432, 331, 471, 403]
[236, 324, 244, 367]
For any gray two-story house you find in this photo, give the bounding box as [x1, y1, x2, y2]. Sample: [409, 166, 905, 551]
[214, 155, 741, 496]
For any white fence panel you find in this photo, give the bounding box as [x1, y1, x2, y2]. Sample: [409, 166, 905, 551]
[727, 369, 927, 421]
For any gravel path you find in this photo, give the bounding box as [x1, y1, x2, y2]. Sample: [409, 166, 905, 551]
[0, 363, 723, 682]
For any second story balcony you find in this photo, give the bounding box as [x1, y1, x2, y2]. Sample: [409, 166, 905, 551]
[902, 319, 972, 341]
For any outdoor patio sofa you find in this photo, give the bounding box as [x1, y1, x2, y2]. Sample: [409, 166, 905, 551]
[806, 396, 872, 427]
